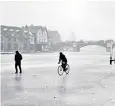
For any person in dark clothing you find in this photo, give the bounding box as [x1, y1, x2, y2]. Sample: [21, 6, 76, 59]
[15, 51, 22, 74]
[58, 52, 67, 71]
[110, 56, 112, 65]
[110, 56, 115, 65]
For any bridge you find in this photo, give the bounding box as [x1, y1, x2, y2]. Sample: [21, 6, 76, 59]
[73, 41, 115, 52]
[54, 40, 115, 52]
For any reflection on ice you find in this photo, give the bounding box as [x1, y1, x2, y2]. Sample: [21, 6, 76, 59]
[14, 74, 24, 92]
[57, 75, 67, 95]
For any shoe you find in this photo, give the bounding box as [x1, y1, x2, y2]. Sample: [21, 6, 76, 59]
[15, 72, 18, 74]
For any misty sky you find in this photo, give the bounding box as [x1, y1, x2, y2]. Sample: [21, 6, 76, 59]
[0, 0, 115, 41]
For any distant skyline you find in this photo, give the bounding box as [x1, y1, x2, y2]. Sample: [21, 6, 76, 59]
[0, 0, 115, 41]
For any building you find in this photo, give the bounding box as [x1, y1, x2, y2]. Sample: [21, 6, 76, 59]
[28, 25, 48, 51]
[22, 25, 34, 52]
[1, 28, 9, 52]
[48, 30, 61, 51]
[1, 25, 12, 52]
[48, 30, 61, 44]
[0, 25, 56, 52]
[41, 27, 48, 51]
[29, 32, 34, 49]
[1, 25, 23, 52]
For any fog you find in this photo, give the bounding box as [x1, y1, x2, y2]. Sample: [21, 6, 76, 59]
[0, 0, 115, 41]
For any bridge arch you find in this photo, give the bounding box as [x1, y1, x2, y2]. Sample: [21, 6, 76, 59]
[79, 44, 106, 49]
[80, 45, 107, 53]
[75, 43, 108, 52]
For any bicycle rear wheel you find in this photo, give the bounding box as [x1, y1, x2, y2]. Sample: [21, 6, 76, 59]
[65, 64, 70, 74]
[58, 65, 64, 76]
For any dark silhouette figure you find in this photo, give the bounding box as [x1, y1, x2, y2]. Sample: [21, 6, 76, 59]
[15, 51, 22, 73]
[110, 56, 112, 65]
[110, 56, 115, 65]
[58, 52, 67, 71]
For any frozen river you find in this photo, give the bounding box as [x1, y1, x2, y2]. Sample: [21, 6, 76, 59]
[1, 46, 115, 106]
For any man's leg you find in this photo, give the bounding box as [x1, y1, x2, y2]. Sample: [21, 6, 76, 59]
[19, 63, 22, 73]
[15, 64, 18, 73]
[64, 61, 67, 71]
[63, 62, 66, 71]
[65, 61, 67, 70]
[110, 60, 112, 65]
[62, 62, 65, 71]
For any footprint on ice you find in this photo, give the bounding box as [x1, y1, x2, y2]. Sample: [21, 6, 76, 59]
[105, 86, 107, 88]
[111, 99, 115, 103]
[93, 98, 95, 101]
[33, 74, 36, 76]
[24, 92, 27, 95]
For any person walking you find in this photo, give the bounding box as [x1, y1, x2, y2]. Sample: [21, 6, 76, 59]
[14, 51, 23, 74]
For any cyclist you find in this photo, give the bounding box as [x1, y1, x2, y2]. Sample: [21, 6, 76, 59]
[58, 52, 67, 71]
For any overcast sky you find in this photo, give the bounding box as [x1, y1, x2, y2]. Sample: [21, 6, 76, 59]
[0, 0, 115, 41]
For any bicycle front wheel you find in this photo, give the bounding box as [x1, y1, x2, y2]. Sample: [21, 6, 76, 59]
[58, 65, 64, 76]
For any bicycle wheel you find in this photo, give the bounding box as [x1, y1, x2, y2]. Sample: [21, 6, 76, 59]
[65, 64, 70, 74]
[58, 65, 64, 76]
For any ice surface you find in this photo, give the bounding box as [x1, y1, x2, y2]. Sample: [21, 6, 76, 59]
[1, 49, 115, 106]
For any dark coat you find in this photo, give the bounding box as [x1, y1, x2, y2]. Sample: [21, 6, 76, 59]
[15, 53, 22, 64]
[59, 54, 67, 63]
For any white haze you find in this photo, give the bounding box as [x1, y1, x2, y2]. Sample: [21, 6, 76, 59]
[0, 0, 115, 41]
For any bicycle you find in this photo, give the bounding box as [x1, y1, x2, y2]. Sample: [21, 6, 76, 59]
[58, 64, 70, 76]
